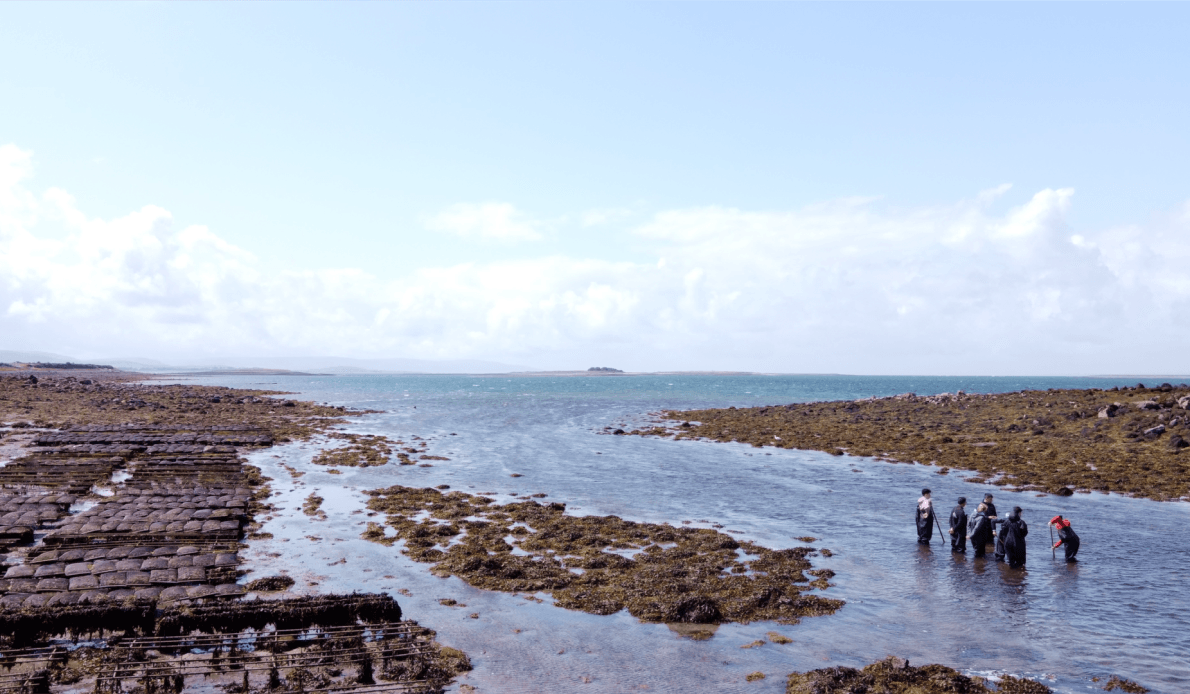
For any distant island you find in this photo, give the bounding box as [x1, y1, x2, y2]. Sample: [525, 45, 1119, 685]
[0, 361, 115, 370]
[588, 366, 624, 373]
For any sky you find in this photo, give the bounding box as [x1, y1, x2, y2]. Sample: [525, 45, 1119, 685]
[1, 2, 1188, 374]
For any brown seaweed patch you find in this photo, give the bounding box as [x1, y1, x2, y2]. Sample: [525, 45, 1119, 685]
[312, 433, 393, 467]
[667, 623, 719, 640]
[361, 485, 843, 625]
[785, 656, 1052, 694]
[302, 493, 327, 520]
[1102, 676, 1149, 693]
[245, 575, 296, 592]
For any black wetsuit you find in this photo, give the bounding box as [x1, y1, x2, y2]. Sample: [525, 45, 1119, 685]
[916, 502, 935, 544]
[1002, 516, 1029, 568]
[992, 517, 1007, 561]
[949, 505, 968, 552]
[1054, 525, 1080, 561]
[968, 513, 992, 557]
[982, 501, 1000, 556]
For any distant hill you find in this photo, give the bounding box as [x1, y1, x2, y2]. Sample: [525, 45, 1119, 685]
[0, 350, 81, 364]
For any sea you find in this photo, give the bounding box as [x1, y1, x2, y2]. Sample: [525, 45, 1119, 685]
[154, 373, 1190, 694]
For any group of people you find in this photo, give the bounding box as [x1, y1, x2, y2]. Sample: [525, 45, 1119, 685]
[915, 489, 1080, 567]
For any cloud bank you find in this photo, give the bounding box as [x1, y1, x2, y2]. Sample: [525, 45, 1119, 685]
[2, 144, 1188, 374]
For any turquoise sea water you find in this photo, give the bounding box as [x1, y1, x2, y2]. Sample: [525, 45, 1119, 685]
[161, 373, 1190, 694]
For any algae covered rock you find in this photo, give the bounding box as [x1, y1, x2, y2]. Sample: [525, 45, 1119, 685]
[363, 485, 843, 625]
[661, 385, 1190, 502]
[785, 656, 1051, 694]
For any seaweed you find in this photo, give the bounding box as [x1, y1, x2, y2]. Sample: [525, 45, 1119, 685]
[245, 575, 295, 592]
[785, 656, 1051, 694]
[303, 493, 327, 520]
[312, 434, 394, 468]
[1102, 675, 1149, 693]
[653, 386, 1190, 502]
[362, 485, 842, 625]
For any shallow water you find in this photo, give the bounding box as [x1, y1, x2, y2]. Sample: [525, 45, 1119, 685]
[161, 374, 1190, 693]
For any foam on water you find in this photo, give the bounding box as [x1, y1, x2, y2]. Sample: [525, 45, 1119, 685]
[162, 373, 1190, 693]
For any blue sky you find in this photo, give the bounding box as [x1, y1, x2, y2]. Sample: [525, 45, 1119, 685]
[2, 3, 1188, 373]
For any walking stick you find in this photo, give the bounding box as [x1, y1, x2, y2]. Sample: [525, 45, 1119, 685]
[1049, 524, 1056, 559]
[934, 510, 946, 545]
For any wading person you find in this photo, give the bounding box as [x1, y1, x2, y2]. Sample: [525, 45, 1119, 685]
[915, 488, 936, 545]
[967, 503, 993, 558]
[982, 494, 998, 520]
[1049, 515, 1080, 562]
[948, 497, 968, 553]
[1001, 506, 1029, 568]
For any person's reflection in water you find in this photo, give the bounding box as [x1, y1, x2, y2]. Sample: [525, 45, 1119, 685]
[1051, 554, 1080, 600]
[910, 540, 938, 607]
[997, 560, 1030, 622]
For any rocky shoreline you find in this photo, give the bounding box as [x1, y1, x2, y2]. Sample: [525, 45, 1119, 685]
[2, 371, 1151, 693]
[0, 370, 469, 693]
[633, 384, 1190, 502]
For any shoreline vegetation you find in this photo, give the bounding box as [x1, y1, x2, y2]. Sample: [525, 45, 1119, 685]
[629, 384, 1190, 502]
[0, 369, 469, 693]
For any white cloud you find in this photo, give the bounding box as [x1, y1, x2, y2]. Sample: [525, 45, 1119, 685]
[425, 202, 541, 241]
[580, 207, 633, 227]
[3, 144, 1190, 374]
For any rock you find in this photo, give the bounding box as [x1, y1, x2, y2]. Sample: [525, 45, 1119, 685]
[1135, 401, 1160, 411]
[1143, 424, 1166, 437]
[1169, 435, 1188, 449]
[1098, 405, 1118, 419]
[1177, 396, 1190, 410]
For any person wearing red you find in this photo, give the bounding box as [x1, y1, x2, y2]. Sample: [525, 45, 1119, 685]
[1049, 515, 1080, 562]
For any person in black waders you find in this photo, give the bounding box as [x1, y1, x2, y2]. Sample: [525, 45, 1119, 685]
[915, 488, 936, 544]
[948, 497, 968, 553]
[1000, 506, 1028, 568]
[981, 493, 998, 519]
[1049, 515, 1080, 562]
[967, 503, 993, 558]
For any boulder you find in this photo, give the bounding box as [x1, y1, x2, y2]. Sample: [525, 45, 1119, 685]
[1143, 424, 1166, 437]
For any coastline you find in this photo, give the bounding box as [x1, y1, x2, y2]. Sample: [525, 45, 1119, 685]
[0, 370, 469, 693]
[1, 370, 1161, 693]
[638, 384, 1190, 503]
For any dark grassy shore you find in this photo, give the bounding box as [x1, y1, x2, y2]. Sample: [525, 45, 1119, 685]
[633, 384, 1190, 502]
[0, 370, 469, 693]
